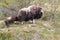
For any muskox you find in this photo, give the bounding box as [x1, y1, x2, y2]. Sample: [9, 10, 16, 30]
[4, 5, 44, 27]
[4, 15, 18, 27]
[17, 5, 44, 24]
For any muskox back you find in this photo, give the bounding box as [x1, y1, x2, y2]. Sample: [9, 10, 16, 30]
[17, 8, 28, 22]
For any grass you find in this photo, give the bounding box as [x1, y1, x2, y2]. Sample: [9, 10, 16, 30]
[0, 11, 60, 40]
[0, 19, 55, 40]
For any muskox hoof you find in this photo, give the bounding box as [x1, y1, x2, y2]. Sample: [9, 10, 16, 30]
[29, 20, 35, 24]
[32, 19, 35, 24]
[20, 21, 25, 24]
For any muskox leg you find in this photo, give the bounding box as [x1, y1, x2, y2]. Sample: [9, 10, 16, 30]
[29, 12, 35, 24]
[30, 14, 35, 24]
[29, 19, 35, 24]
[32, 19, 35, 24]
[20, 21, 25, 24]
[4, 20, 10, 27]
[20, 17, 26, 24]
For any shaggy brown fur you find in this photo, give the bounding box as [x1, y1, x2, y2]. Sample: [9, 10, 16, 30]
[17, 5, 43, 22]
[4, 5, 44, 27]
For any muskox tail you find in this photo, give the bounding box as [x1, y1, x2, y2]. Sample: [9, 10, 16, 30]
[36, 12, 43, 19]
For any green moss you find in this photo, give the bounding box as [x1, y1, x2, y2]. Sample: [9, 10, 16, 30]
[0, 31, 14, 40]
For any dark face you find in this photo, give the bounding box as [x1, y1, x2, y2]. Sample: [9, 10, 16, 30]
[33, 7, 43, 19]
[24, 6, 43, 20]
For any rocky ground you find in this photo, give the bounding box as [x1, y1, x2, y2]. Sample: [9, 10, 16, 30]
[0, 19, 60, 40]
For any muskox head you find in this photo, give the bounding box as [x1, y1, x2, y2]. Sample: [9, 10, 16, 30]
[27, 5, 44, 19]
